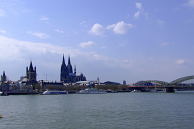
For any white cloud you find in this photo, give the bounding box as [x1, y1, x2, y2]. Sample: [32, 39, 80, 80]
[0, 35, 79, 59]
[177, 59, 185, 64]
[79, 41, 95, 48]
[80, 21, 86, 24]
[112, 21, 134, 34]
[92, 54, 133, 68]
[0, 30, 6, 33]
[89, 23, 104, 36]
[27, 31, 50, 39]
[157, 20, 165, 24]
[54, 29, 64, 33]
[106, 24, 115, 29]
[0, 9, 6, 17]
[39, 16, 49, 20]
[136, 2, 142, 10]
[134, 11, 140, 19]
[184, 0, 194, 7]
[134, 2, 145, 19]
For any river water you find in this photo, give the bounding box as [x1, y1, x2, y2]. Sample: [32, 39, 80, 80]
[0, 91, 194, 129]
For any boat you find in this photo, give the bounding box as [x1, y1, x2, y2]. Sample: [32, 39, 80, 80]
[41, 90, 68, 95]
[77, 88, 107, 94]
[106, 89, 118, 93]
[0, 91, 9, 96]
[131, 89, 141, 92]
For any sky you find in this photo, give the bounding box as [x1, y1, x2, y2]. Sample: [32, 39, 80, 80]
[0, 0, 194, 84]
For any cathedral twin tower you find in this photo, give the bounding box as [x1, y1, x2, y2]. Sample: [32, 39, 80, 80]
[60, 54, 86, 83]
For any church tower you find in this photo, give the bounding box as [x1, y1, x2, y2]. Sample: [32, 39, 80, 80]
[1, 71, 6, 82]
[67, 55, 73, 73]
[26, 61, 37, 83]
[60, 54, 68, 82]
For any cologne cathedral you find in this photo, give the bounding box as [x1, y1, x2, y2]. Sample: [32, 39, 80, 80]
[60, 55, 86, 83]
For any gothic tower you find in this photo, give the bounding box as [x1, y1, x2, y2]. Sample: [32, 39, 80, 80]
[60, 54, 68, 82]
[67, 55, 73, 73]
[26, 61, 37, 83]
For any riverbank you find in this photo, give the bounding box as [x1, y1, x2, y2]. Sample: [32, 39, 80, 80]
[7, 92, 40, 95]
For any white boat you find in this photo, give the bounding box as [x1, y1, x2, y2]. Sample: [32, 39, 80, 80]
[0, 91, 3, 95]
[42, 90, 68, 95]
[77, 88, 107, 94]
[131, 89, 141, 92]
[106, 89, 118, 93]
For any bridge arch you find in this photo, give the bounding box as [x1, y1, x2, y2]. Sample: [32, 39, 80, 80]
[134, 80, 170, 86]
[170, 75, 194, 85]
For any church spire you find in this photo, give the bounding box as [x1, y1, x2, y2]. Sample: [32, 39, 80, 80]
[62, 54, 65, 65]
[60, 54, 68, 82]
[67, 55, 73, 73]
[30, 61, 32, 67]
[3, 71, 5, 77]
[68, 55, 71, 65]
[29, 61, 33, 71]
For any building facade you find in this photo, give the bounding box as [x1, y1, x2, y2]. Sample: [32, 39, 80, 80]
[60, 55, 86, 83]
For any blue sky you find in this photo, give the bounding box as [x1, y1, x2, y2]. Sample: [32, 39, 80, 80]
[0, 0, 194, 84]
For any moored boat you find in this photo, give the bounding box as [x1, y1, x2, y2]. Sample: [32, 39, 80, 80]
[77, 88, 107, 94]
[0, 91, 9, 96]
[106, 89, 118, 93]
[41, 90, 68, 95]
[131, 89, 141, 92]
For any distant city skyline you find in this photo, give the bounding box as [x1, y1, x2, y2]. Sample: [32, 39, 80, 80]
[0, 0, 194, 84]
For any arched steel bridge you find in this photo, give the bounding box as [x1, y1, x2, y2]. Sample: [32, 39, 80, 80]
[134, 75, 194, 87]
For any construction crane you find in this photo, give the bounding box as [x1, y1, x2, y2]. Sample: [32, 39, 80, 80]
[43, 74, 52, 81]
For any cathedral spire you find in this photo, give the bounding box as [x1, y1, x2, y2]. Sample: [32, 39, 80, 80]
[68, 55, 71, 65]
[62, 54, 65, 65]
[61, 54, 68, 82]
[67, 55, 73, 73]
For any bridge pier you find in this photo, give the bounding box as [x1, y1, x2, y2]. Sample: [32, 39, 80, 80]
[165, 87, 175, 93]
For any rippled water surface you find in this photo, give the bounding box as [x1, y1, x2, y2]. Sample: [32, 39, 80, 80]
[0, 91, 194, 129]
